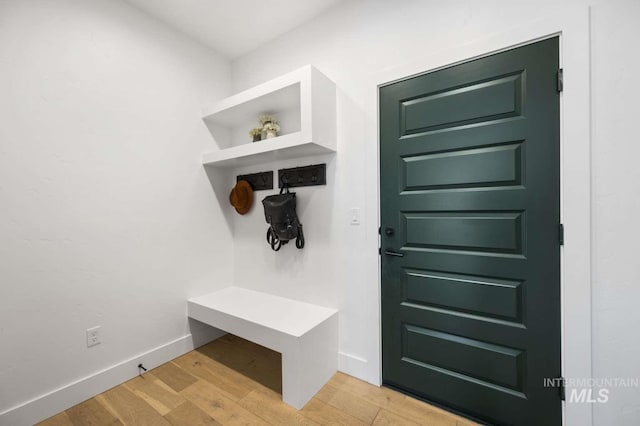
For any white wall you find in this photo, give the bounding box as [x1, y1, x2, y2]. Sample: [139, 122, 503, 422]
[1, 0, 638, 424]
[230, 0, 640, 424]
[590, 1, 640, 424]
[0, 0, 232, 423]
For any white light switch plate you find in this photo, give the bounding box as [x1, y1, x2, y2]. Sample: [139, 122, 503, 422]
[349, 208, 361, 225]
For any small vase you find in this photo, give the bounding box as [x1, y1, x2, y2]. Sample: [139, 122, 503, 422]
[252, 134, 261, 142]
[266, 130, 277, 139]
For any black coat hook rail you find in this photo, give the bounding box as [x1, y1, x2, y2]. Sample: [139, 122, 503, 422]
[278, 164, 326, 189]
[237, 171, 273, 191]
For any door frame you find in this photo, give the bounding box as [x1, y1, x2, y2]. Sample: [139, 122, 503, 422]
[364, 6, 591, 426]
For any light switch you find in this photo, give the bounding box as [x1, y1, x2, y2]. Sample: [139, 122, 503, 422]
[350, 208, 361, 225]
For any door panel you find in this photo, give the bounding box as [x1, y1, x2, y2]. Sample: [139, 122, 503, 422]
[380, 38, 561, 425]
[401, 72, 523, 135]
[402, 324, 525, 391]
[402, 269, 523, 322]
[401, 142, 524, 191]
[402, 211, 524, 254]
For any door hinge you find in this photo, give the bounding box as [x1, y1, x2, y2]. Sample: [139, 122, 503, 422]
[559, 223, 564, 246]
[559, 376, 566, 401]
[557, 69, 564, 92]
[378, 247, 381, 255]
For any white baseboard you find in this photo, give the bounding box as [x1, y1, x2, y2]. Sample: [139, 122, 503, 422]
[0, 326, 225, 426]
[338, 351, 379, 386]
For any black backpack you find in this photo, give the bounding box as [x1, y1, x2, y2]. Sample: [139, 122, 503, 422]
[262, 186, 304, 251]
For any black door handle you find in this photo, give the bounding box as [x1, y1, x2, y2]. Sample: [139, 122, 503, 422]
[384, 249, 404, 257]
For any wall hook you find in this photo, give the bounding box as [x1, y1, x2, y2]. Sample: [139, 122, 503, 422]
[236, 171, 273, 191]
[277, 164, 326, 188]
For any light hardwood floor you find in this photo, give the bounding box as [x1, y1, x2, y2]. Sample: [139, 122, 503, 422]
[39, 334, 476, 426]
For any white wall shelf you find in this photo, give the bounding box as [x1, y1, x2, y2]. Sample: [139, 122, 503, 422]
[202, 65, 336, 168]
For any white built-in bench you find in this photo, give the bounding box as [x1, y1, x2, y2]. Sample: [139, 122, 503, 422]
[187, 287, 338, 409]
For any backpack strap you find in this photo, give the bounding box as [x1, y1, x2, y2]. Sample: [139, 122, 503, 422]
[265, 214, 282, 251]
[266, 227, 281, 251]
[295, 224, 305, 249]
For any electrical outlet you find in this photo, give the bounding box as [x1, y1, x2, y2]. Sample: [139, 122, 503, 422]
[86, 326, 101, 348]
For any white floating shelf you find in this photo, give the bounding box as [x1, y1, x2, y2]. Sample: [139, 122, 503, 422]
[202, 65, 336, 168]
[202, 132, 335, 167]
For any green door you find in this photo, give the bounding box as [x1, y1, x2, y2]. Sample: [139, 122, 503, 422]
[380, 38, 561, 425]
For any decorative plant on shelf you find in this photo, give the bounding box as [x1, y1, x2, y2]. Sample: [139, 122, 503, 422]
[256, 114, 280, 139]
[249, 127, 262, 142]
[259, 115, 277, 127]
[263, 122, 281, 139]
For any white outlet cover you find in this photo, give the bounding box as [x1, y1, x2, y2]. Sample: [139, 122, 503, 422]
[86, 326, 101, 348]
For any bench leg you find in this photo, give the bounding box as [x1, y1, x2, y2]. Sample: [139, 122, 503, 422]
[281, 314, 338, 409]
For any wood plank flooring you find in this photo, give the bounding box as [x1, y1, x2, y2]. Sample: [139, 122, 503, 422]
[39, 335, 476, 426]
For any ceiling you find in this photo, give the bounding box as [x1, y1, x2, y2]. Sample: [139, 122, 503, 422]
[124, 0, 347, 59]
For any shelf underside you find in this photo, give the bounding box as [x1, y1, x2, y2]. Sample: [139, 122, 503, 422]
[202, 133, 334, 168]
